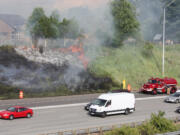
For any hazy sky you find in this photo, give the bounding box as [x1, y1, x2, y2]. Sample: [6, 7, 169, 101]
[0, 0, 109, 18]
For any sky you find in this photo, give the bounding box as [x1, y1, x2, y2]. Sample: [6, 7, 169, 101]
[0, 0, 109, 18]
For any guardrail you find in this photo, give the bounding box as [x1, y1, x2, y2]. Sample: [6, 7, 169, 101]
[39, 116, 180, 135]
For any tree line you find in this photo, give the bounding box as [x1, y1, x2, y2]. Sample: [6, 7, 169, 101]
[27, 8, 81, 48]
[26, 0, 180, 48]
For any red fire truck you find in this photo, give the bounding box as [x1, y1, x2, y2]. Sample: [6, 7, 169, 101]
[140, 77, 177, 95]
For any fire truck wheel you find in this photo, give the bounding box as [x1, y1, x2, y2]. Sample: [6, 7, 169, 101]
[152, 90, 157, 95]
[170, 87, 176, 94]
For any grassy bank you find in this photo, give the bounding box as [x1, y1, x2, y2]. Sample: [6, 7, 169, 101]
[89, 44, 180, 90]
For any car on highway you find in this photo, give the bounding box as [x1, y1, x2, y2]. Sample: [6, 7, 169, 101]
[176, 106, 180, 113]
[0, 106, 33, 120]
[164, 92, 180, 103]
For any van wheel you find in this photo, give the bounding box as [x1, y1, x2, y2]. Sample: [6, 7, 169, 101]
[125, 109, 130, 115]
[101, 112, 106, 118]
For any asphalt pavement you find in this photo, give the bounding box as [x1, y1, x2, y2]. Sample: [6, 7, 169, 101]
[0, 94, 179, 135]
[0, 92, 165, 110]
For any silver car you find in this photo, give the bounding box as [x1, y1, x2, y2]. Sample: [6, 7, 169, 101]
[164, 92, 180, 103]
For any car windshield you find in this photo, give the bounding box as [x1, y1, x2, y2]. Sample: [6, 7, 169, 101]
[91, 99, 107, 106]
[148, 79, 157, 84]
[6, 107, 16, 112]
[171, 93, 180, 97]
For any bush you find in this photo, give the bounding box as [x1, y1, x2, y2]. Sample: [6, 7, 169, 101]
[150, 111, 177, 133]
[142, 41, 154, 57]
[105, 126, 140, 135]
[138, 122, 158, 135]
[105, 111, 177, 135]
[0, 45, 15, 53]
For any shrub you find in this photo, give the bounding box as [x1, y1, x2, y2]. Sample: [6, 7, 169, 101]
[142, 41, 154, 57]
[150, 111, 177, 133]
[0, 45, 15, 53]
[138, 121, 158, 135]
[105, 126, 140, 135]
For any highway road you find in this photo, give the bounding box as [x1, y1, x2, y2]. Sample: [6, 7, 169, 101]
[0, 92, 165, 109]
[0, 93, 180, 135]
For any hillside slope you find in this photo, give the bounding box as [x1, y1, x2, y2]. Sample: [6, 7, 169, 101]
[89, 44, 180, 89]
[0, 46, 113, 94]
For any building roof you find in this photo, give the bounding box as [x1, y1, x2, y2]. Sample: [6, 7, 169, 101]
[153, 34, 162, 41]
[0, 20, 14, 33]
[0, 14, 25, 30]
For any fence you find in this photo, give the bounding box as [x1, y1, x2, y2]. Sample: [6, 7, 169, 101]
[39, 116, 180, 135]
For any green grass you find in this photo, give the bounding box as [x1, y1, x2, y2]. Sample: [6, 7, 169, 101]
[89, 44, 180, 90]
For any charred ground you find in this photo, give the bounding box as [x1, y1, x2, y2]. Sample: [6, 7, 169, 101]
[0, 45, 113, 98]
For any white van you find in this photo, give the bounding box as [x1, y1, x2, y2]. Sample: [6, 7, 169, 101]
[89, 93, 135, 117]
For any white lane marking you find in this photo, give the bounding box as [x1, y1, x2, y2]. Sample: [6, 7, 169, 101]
[0, 96, 167, 111]
[32, 103, 87, 110]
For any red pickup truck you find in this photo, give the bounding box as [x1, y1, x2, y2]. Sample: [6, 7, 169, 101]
[140, 77, 177, 95]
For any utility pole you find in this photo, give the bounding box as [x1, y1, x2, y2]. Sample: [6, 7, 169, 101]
[162, 0, 176, 77]
[162, 7, 165, 77]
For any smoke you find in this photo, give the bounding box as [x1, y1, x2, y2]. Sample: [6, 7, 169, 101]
[130, 0, 163, 41]
[0, 0, 114, 92]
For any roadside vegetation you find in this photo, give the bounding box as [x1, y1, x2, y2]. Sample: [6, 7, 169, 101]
[89, 44, 180, 90]
[0, 0, 180, 99]
[105, 111, 178, 135]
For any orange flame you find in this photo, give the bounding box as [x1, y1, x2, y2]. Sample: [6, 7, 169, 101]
[60, 43, 88, 69]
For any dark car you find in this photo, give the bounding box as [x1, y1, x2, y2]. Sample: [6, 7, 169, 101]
[84, 103, 92, 111]
[176, 106, 180, 113]
[0, 106, 33, 120]
[84, 99, 98, 111]
[108, 89, 130, 93]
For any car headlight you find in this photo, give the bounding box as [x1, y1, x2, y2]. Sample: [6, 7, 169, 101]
[3, 114, 9, 117]
[96, 108, 102, 112]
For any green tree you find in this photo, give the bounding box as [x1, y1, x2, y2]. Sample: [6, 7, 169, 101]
[27, 8, 46, 47]
[27, 8, 59, 49]
[59, 18, 81, 46]
[37, 15, 59, 49]
[111, 0, 139, 46]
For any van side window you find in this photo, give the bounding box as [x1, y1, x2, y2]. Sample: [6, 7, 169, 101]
[106, 100, 111, 107]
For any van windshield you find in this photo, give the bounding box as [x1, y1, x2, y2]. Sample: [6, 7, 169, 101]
[92, 99, 107, 107]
